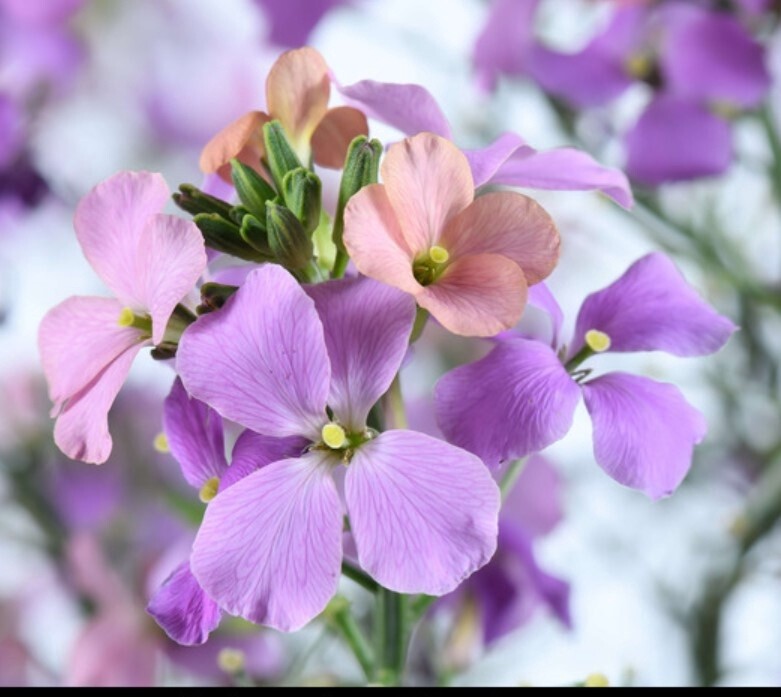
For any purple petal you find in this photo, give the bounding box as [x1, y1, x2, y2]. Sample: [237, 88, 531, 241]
[571, 252, 736, 358]
[191, 454, 342, 632]
[221, 430, 309, 490]
[253, 0, 347, 47]
[336, 79, 452, 139]
[435, 339, 581, 470]
[583, 372, 707, 500]
[661, 8, 770, 108]
[472, 0, 540, 92]
[147, 562, 221, 646]
[163, 378, 227, 489]
[502, 455, 564, 538]
[177, 265, 330, 441]
[490, 145, 634, 209]
[306, 277, 416, 430]
[463, 132, 527, 188]
[625, 95, 733, 185]
[345, 430, 499, 595]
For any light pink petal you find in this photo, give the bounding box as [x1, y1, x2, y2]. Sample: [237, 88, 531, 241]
[266, 47, 330, 158]
[73, 171, 169, 307]
[441, 192, 559, 286]
[342, 183, 419, 293]
[177, 265, 330, 441]
[54, 344, 144, 464]
[199, 110, 268, 175]
[417, 253, 527, 337]
[191, 454, 343, 632]
[39, 296, 145, 407]
[136, 214, 207, 344]
[311, 106, 369, 169]
[381, 133, 474, 254]
[346, 430, 499, 595]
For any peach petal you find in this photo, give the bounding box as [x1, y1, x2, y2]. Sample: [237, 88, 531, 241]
[417, 253, 528, 337]
[381, 133, 474, 255]
[199, 111, 268, 175]
[441, 192, 560, 285]
[311, 106, 369, 169]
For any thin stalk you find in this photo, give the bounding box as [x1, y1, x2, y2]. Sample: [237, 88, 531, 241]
[330, 601, 376, 682]
[499, 458, 527, 501]
[375, 588, 408, 686]
[342, 561, 379, 593]
[387, 374, 408, 429]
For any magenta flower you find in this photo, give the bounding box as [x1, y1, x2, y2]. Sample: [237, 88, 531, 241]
[344, 132, 560, 337]
[435, 253, 737, 499]
[176, 265, 500, 632]
[38, 171, 207, 464]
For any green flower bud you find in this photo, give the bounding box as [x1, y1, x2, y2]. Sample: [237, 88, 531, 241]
[192, 213, 268, 262]
[266, 201, 313, 271]
[230, 159, 276, 219]
[173, 184, 233, 220]
[263, 120, 304, 190]
[282, 167, 322, 235]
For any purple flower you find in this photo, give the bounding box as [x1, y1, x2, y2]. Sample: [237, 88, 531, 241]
[253, 0, 351, 47]
[175, 265, 500, 632]
[435, 253, 736, 499]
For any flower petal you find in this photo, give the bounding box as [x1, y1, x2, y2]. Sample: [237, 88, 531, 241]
[502, 455, 564, 538]
[625, 95, 732, 185]
[583, 372, 707, 499]
[306, 276, 416, 430]
[191, 454, 343, 632]
[441, 192, 559, 285]
[571, 252, 736, 357]
[435, 338, 581, 469]
[346, 430, 499, 595]
[336, 78, 452, 138]
[146, 562, 221, 646]
[381, 133, 473, 254]
[342, 183, 419, 293]
[255, 0, 346, 48]
[73, 171, 169, 307]
[177, 265, 330, 440]
[54, 344, 144, 464]
[311, 106, 368, 169]
[137, 214, 207, 345]
[163, 378, 227, 489]
[266, 47, 330, 159]
[462, 131, 526, 188]
[417, 253, 527, 337]
[527, 282, 564, 350]
[39, 296, 144, 407]
[199, 111, 269, 175]
[221, 430, 309, 490]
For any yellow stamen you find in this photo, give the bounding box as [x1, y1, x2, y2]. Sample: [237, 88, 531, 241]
[153, 432, 170, 454]
[428, 245, 450, 265]
[199, 476, 220, 503]
[322, 423, 347, 449]
[584, 673, 610, 688]
[585, 329, 611, 353]
[711, 100, 741, 120]
[217, 647, 246, 674]
[117, 307, 136, 327]
[625, 53, 652, 79]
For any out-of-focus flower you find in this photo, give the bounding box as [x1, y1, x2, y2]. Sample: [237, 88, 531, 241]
[343, 132, 560, 337]
[252, 0, 352, 48]
[436, 253, 736, 499]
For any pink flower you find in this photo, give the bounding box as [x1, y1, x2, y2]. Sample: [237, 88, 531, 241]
[199, 46, 368, 181]
[343, 132, 560, 337]
[38, 171, 207, 464]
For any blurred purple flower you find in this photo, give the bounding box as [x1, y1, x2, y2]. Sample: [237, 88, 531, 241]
[253, 0, 351, 47]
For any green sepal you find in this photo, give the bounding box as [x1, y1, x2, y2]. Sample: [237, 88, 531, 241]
[239, 213, 271, 255]
[263, 120, 304, 190]
[266, 201, 313, 271]
[192, 213, 268, 262]
[281, 167, 322, 235]
[173, 184, 234, 220]
[197, 282, 239, 315]
[230, 159, 276, 219]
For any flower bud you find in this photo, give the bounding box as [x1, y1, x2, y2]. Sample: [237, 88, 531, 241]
[173, 184, 233, 220]
[263, 120, 304, 190]
[282, 167, 322, 235]
[239, 213, 271, 255]
[197, 283, 238, 315]
[193, 213, 268, 262]
[266, 201, 313, 271]
[230, 158, 276, 219]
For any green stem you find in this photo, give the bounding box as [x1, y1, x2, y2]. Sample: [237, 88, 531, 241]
[499, 458, 528, 501]
[387, 374, 408, 429]
[375, 588, 408, 686]
[409, 307, 430, 343]
[332, 249, 350, 280]
[759, 103, 781, 211]
[330, 600, 376, 682]
[342, 561, 379, 593]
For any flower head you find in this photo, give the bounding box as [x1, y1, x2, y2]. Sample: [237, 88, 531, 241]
[343, 132, 560, 337]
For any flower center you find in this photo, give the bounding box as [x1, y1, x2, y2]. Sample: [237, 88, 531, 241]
[413, 245, 451, 286]
[117, 307, 152, 334]
[199, 476, 220, 503]
[153, 432, 170, 453]
[584, 329, 611, 353]
[321, 422, 348, 449]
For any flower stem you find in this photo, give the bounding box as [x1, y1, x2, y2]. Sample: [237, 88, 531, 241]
[341, 560, 379, 593]
[375, 588, 409, 686]
[387, 374, 408, 429]
[499, 457, 528, 501]
[329, 599, 376, 682]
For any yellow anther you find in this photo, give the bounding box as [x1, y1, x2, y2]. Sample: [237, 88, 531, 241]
[428, 245, 450, 265]
[217, 647, 246, 674]
[117, 307, 136, 327]
[625, 53, 652, 79]
[585, 329, 611, 353]
[153, 432, 170, 454]
[322, 423, 347, 449]
[711, 100, 740, 120]
[199, 476, 220, 503]
[584, 673, 610, 687]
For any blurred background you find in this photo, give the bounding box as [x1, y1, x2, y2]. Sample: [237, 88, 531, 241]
[1, 0, 780, 686]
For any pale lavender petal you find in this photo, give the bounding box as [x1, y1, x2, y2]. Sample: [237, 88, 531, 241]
[177, 265, 330, 441]
[463, 132, 527, 188]
[661, 9, 770, 108]
[346, 430, 499, 595]
[472, 0, 540, 91]
[625, 95, 732, 185]
[221, 430, 309, 490]
[527, 282, 564, 349]
[571, 252, 736, 358]
[191, 453, 342, 632]
[147, 562, 221, 646]
[502, 455, 564, 538]
[490, 146, 634, 209]
[336, 79, 452, 139]
[0, 95, 23, 168]
[583, 372, 707, 500]
[254, 0, 348, 47]
[306, 277, 416, 430]
[163, 378, 227, 489]
[435, 339, 581, 470]
[74, 171, 170, 308]
[53, 344, 143, 464]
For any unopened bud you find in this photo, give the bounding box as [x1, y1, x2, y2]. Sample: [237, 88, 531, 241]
[263, 120, 304, 190]
[173, 184, 233, 220]
[282, 167, 322, 235]
[239, 213, 270, 255]
[266, 201, 313, 271]
[197, 283, 238, 315]
[230, 159, 276, 219]
[193, 213, 267, 262]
